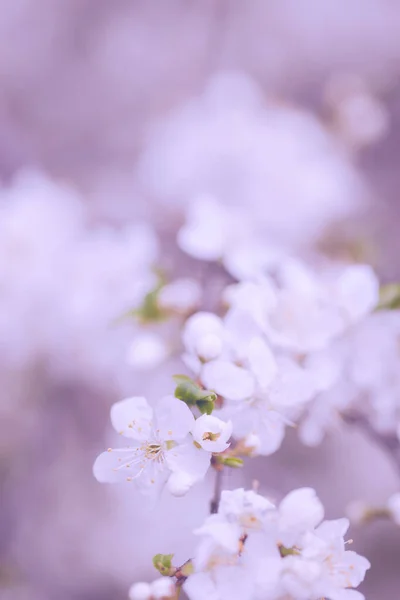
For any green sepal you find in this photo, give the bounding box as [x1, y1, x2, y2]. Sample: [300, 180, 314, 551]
[153, 553, 175, 576]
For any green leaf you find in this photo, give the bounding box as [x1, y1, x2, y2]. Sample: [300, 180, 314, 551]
[377, 283, 400, 311]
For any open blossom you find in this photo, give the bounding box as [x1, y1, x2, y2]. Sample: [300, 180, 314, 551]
[191, 415, 232, 452]
[184, 487, 370, 600]
[93, 396, 213, 497]
[182, 309, 316, 455]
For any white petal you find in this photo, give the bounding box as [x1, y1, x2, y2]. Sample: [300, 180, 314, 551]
[231, 406, 285, 456]
[316, 517, 349, 541]
[247, 336, 277, 389]
[93, 447, 144, 483]
[336, 264, 379, 322]
[201, 360, 255, 401]
[151, 578, 176, 600]
[279, 488, 324, 533]
[214, 565, 254, 600]
[268, 357, 316, 407]
[165, 438, 211, 493]
[155, 396, 195, 441]
[184, 573, 219, 600]
[110, 397, 153, 440]
[178, 195, 230, 261]
[195, 519, 241, 553]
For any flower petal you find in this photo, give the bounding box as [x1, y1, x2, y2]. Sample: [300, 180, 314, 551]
[155, 395, 195, 441]
[110, 396, 153, 440]
[247, 336, 277, 389]
[93, 447, 144, 483]
[201, 360, 255, 401]
[165, 437, 211, 495]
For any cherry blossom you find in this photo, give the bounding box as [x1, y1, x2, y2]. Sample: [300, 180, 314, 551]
[93, 396, 211, 497]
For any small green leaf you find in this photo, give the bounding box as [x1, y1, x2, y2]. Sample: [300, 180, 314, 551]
[377, 283, 400, 311]
[153, 553, 175, 576]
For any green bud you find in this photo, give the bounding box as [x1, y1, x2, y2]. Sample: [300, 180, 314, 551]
[173, 375, 216, 412]
[153, 553, 175, 576]
[377, 283, 400, 311]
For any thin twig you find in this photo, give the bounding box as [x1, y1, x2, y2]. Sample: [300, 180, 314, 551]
[210, 468, 223, 514]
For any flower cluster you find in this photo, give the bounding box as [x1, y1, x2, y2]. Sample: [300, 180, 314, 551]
[180, 259, 379, 455]
[182, 487, 370, 600]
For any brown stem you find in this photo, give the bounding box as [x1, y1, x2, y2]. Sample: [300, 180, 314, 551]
[210, 467, 223, 514]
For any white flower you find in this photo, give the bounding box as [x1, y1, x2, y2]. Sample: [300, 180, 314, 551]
[127, 332, 168, 371]
[218, 488, 275, 532]
[184, 486, 369, 600]
[158, 278, 202, 313]
[129, 578, 176, 600]
[192, 415, 232, 452]
[93, 396, 210, 497]
[223, 354, 316, 456]
[285, 518, 370, 600]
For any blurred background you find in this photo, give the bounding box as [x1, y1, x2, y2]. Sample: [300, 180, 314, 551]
[1, 1, 400, 599]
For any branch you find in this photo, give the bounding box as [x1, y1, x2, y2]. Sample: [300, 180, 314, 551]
[210, 467, 223, 514]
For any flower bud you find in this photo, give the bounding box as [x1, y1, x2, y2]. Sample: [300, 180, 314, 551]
[129, 582, 152, 600]
[151, 577, 176, 600]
